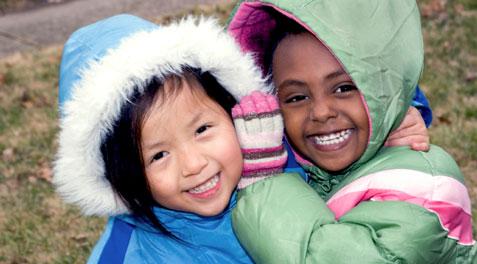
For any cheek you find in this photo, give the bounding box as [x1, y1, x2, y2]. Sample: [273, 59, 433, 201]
[217, 128, 243, 182]
[346, 96, 370, 155]
[350, 99, 370, 137]
[282, 108, 305, 145]
[146, 167, 178, 202]
[222, 133, 243, 167]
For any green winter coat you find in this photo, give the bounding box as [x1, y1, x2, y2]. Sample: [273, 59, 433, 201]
[228, 0, 477, 263]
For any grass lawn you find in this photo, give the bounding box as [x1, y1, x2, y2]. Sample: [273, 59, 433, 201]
[0, 0, 476, 263]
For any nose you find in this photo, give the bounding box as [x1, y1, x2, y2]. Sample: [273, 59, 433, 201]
[309, 96, 338, 122]
[180, 145, 208, 177]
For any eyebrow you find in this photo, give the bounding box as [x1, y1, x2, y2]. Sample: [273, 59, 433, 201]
[278, 69, 348, 91]
[143, 138, 165, 152]
[187, 112, 203, 128]
[278, 79, 306, 91]
[325, 69, 347, 80]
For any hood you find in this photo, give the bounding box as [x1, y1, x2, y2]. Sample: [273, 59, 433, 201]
[54, 14, 270, 216]
[228, 0, 424, 173]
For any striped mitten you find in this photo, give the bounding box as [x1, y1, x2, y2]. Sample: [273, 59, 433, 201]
[232, 91, 288, 189]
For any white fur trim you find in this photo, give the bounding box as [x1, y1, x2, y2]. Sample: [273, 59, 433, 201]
[53, 17, 271, 216]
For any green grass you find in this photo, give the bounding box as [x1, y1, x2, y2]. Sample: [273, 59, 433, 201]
[0, 0, 476, 263]
[0, 46, 105, 263]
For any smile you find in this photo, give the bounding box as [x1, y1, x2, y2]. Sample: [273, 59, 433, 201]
[307, 128, 354, 152]
[312, 129, 352, 146]
[188, 174, 220, 195]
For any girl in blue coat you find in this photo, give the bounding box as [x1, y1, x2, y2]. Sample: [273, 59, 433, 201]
[53, 14, 288, 263]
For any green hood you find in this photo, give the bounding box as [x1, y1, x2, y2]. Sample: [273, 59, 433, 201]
[228, 0, 424, 176]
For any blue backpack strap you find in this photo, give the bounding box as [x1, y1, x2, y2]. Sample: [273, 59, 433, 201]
[89, 217, 134, 264]
[411, 85, 433, 127]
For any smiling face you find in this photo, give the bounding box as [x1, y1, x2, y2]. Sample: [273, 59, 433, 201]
[140, 77, 242, 216]
[273, 32, 369, 172]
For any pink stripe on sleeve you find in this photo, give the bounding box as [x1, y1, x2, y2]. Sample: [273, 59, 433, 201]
[242, 145, 284, 155]
[326, 169, 474, 245]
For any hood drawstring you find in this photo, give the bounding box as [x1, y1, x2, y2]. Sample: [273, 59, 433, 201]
[305, 166, 343, 200]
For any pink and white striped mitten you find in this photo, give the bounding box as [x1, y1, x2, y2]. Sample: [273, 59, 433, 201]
[232, 91, 288, 189]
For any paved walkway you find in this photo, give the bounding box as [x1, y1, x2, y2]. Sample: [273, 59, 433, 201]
[0, 0, 227, 58]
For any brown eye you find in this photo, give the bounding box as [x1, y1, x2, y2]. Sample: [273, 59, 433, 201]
[152, 151, 169, 162]
[284, 95, 309, 104]
[195, 124, 211, 135]
[335, 84, 357, 93]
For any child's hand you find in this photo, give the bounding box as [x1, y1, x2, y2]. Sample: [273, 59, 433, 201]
[384, 106, 430, 151]
[232, 91, 288, 189]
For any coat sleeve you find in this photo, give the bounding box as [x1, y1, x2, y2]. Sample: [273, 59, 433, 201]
[232, 173, 476, 264]
[411, 85, 432, 127]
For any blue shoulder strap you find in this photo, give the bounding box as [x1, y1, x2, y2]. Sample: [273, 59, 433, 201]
[89, 217, 134, 264]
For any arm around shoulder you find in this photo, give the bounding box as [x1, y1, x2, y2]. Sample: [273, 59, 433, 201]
[233, 173, 335, 263]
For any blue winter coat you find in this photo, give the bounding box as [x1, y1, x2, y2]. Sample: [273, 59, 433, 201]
[87, 193, 252, 263]
[54, 14, 270, 264]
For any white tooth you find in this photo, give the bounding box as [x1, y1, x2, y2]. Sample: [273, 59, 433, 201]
[344, 130, 351, 139]
[189, 175, 219, 194]
[313, 129, 354, 146]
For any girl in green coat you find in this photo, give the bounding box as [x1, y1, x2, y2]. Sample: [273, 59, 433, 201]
[229, 0, 477, 263]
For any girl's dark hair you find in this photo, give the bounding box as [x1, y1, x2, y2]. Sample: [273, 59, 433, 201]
[262, 8, 308, 76]
[100, 68, 236, 235]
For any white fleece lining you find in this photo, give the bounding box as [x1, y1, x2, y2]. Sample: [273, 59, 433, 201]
[54, 17, 271, 216]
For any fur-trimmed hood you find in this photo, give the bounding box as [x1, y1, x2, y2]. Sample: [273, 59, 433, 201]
[54, 14, 270, 216]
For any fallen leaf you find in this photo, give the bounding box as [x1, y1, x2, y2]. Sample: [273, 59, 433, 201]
[421, 0, 447, 18]
[2, 148, 14, 162]
[455, 4, 465, 14]
[22, 101, 34, 109]
[71, 233, 88, 243]
[39, 163, 53, 182]
[437, 115, 452, 125]
[28, 175, 37, 183]
[465, 71, 477, 82]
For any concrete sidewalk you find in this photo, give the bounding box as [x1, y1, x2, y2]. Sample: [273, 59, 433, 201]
[0, 0, 227, 58]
